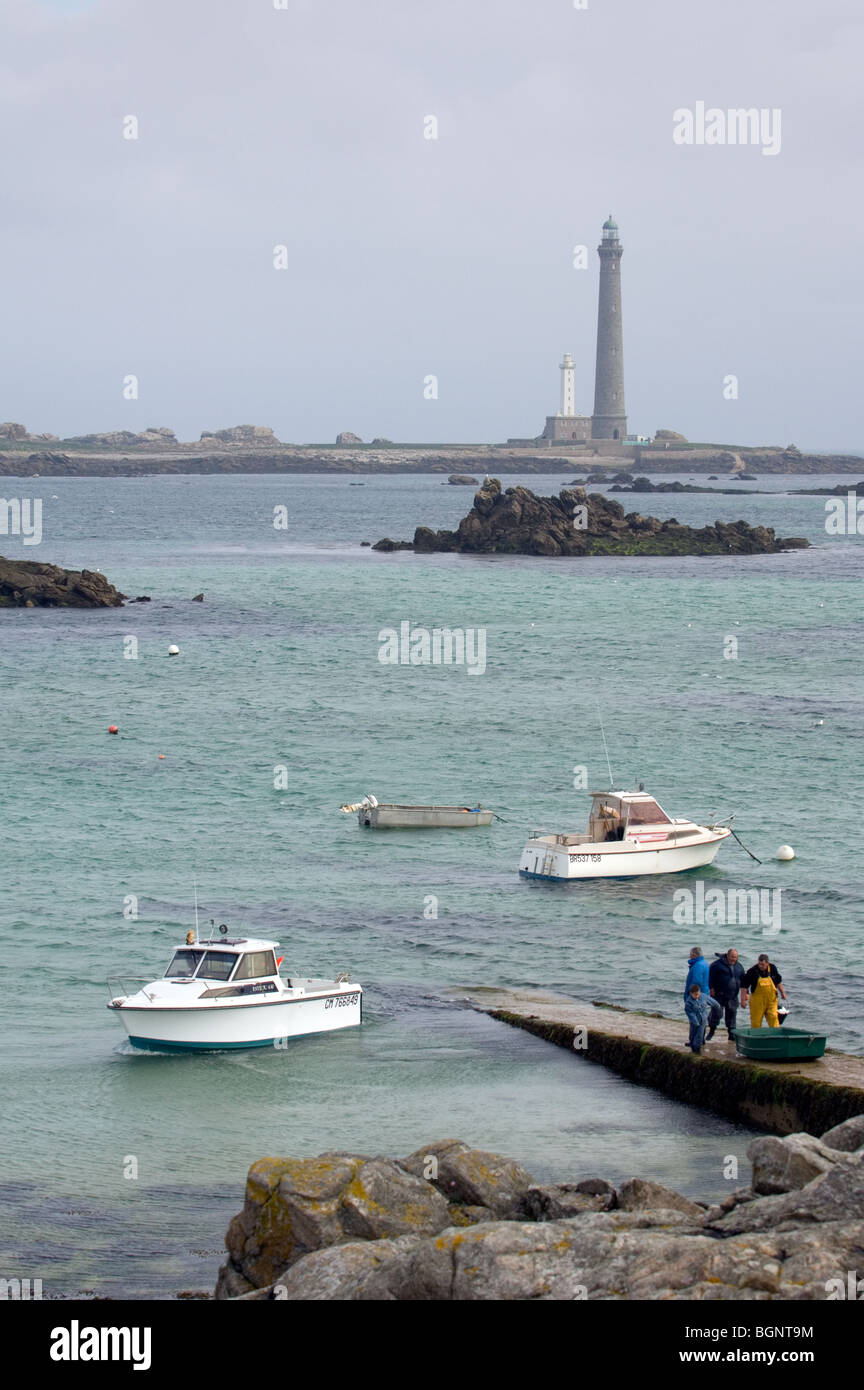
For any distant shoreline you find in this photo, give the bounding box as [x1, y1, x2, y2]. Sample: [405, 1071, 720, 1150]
[1, 442, 862, 478]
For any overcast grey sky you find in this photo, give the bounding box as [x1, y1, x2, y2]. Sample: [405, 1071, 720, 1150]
[2, 0, 862, 448]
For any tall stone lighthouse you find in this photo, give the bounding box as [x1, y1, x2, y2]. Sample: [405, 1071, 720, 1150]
[591, 215, 627, 441]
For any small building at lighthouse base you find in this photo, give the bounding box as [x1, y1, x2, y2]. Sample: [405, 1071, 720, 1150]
[541, 414, 592, 442]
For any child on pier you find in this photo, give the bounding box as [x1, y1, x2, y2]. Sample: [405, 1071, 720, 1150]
[685, 983, 710, 1056]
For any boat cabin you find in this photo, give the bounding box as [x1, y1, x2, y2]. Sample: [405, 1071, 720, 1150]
[164, 937, 281, 984]
[587, 791, 672, 842]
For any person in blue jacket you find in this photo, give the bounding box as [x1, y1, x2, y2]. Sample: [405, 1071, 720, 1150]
[684, 946, 722, 1042]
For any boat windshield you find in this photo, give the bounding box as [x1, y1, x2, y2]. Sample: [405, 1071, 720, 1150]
[195, 950, 238, 981]
[165, 949, 205, 979]
[626, 800, 671, 825]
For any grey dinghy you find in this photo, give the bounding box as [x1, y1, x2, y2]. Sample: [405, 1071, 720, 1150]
[340, 794, 494, 828]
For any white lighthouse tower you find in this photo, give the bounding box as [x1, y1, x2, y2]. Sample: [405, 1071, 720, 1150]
[541, 351, 591, 441]
[559, 353, 576, 417]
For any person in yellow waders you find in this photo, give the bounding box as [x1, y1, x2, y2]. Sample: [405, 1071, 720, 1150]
[741, 954, 787, 1028]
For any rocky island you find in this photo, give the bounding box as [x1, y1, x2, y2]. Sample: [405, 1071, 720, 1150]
[372, 478, 809, 557]
[214, 1119, 864, 1300]
[0, 422, 861, 478]
[610, 476, 761, 495]
[0, 556, 124, 606]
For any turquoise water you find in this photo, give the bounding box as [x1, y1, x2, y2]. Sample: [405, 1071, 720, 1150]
[1, 472, 862, 1296]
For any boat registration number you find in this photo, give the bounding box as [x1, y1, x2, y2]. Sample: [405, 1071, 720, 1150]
[570, 854, 602, 864]
[325, 993, 360, 1010]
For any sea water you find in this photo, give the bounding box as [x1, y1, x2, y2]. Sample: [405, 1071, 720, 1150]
[0, 471, 861, 1296]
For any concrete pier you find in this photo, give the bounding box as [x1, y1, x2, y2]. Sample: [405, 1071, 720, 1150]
[464, 987, 864, 1137]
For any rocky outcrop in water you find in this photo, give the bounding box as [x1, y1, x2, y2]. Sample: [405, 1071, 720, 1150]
[372, 478, 809, 557]
[214, 1125, 864, 1300]
[793, 480, 864, 495]
[610, 477, 767, 496]
[0, 556, 124, 606]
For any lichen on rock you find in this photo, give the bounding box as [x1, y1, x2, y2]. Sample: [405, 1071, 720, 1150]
[215, 1127, 864, 1300]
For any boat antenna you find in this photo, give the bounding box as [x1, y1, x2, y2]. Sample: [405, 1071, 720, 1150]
[193, 877, 200, 944]
[597, 708, 614, 789]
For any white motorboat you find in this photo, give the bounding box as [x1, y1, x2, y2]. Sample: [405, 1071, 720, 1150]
[519, 788, 731, 881]
[107, 927, 362, 1052]
[341, 794, 494, 828]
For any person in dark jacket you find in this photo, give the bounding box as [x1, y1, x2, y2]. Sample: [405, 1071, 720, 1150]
[741, 954, 787, 1028]
[684, 947, 722, 1040]
[708, 947, 746, 1041]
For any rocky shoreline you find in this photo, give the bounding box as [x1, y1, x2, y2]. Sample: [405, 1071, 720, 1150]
[2, 450, 861, 479]
[372, 478, 809, 557]
[214, 1118, 864, 1300]
[0, 421, 860, 477]
[0, 556, 124, 607]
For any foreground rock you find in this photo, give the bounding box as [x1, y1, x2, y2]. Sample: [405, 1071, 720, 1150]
[215, 1124, 864, 1300]
[372, 478, 809, 557]
[0, 556, 124, 607]
[747, 1133, 859, 1195]
[399, 1138, 536, 1217]
[217, 1152, 451, 1297]
[821, 1114, 864, 1151]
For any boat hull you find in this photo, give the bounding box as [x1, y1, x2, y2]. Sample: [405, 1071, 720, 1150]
[519, 830, 729, 880]
[111, 988, 362, 1053]
[360, 805, 493, 828]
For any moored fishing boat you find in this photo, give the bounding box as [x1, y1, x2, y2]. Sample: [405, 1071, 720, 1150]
[519, 788, 731, 881]
[107, 926, 361, 1052]
[340, 794, 494, 828]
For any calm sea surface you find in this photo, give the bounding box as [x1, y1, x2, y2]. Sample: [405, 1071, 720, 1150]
[1, 471, 862, 1296]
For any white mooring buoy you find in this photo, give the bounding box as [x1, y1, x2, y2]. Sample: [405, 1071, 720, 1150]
[776, 844, 796, 861]
[168, 644, 180, 656]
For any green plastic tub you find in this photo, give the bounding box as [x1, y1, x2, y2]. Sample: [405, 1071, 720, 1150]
[733, 1026, 827, 1061]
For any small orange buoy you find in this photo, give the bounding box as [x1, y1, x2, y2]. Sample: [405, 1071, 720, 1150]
[108, 725, 119, 735]
[158, 754, 165, 760]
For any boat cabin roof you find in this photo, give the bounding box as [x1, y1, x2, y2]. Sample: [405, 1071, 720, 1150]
[589, 790, 658, 803]
[172, 937, 279, 953]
